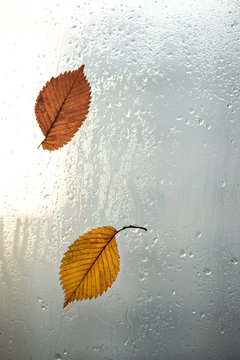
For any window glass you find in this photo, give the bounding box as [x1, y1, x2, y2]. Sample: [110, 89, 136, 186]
[1, 0, 240, 359]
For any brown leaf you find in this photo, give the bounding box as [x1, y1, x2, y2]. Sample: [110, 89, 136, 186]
[59, 225, 147, 308]
[35, 65, 91, 151]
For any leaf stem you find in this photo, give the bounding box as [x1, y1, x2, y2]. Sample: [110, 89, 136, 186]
[115, 225, 147, 237]
[37, 141, 43, 149]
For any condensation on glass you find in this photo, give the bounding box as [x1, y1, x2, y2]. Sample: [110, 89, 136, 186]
[0, 0, 240, 359]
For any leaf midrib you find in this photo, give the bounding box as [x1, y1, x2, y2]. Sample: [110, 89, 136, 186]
[66, 229, 117, 304]
[43, 69, 82, 142]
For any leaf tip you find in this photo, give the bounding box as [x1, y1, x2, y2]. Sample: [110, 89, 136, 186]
[63, 301, 68, 309]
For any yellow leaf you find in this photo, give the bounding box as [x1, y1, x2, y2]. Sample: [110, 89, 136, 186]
[59, 225, 147, 308]
[60, 226, 119, 308]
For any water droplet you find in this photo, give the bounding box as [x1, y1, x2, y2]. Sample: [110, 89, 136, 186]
[41, 304, 48, 311]
[68, 192, 74, 200]
[153, 237, 158, 245]
[196, 231, 202, 239]
[204, 268, 212, 276]
[192, 309, 196, 315]
[37, 297, 42, 303]
[220, 328, 225, 334]
[179, 249, 186, 257]
[200, 312, 205, 318]
[176, 116, 183, 121]
[141, 256, 149, 263]
[139, 274, 145, 281]
[63, 349, 67, 355]
[92, 346, 102, 352]
[54, 353, 61, 360]
[172, 289, 176, 295]
[221, 181, 226, 188]
[189, 252, 194, 258]
[125, 109, 131, 118]
[231, 258, 238, 265]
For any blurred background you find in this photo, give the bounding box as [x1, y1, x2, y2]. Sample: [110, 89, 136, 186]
[0, 0, 240, 359]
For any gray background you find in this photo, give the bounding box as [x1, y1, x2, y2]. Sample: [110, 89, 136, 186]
[0, 0, 240, 359]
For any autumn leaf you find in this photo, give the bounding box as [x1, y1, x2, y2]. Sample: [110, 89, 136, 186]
[35, 65, 91, 151]
[59, 225, 147, 308]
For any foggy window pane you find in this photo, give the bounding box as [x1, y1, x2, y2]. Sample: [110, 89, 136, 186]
[1, 0, 240, 359]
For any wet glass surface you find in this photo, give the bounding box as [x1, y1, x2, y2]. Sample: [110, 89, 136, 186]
[1, 0, 240, 359]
